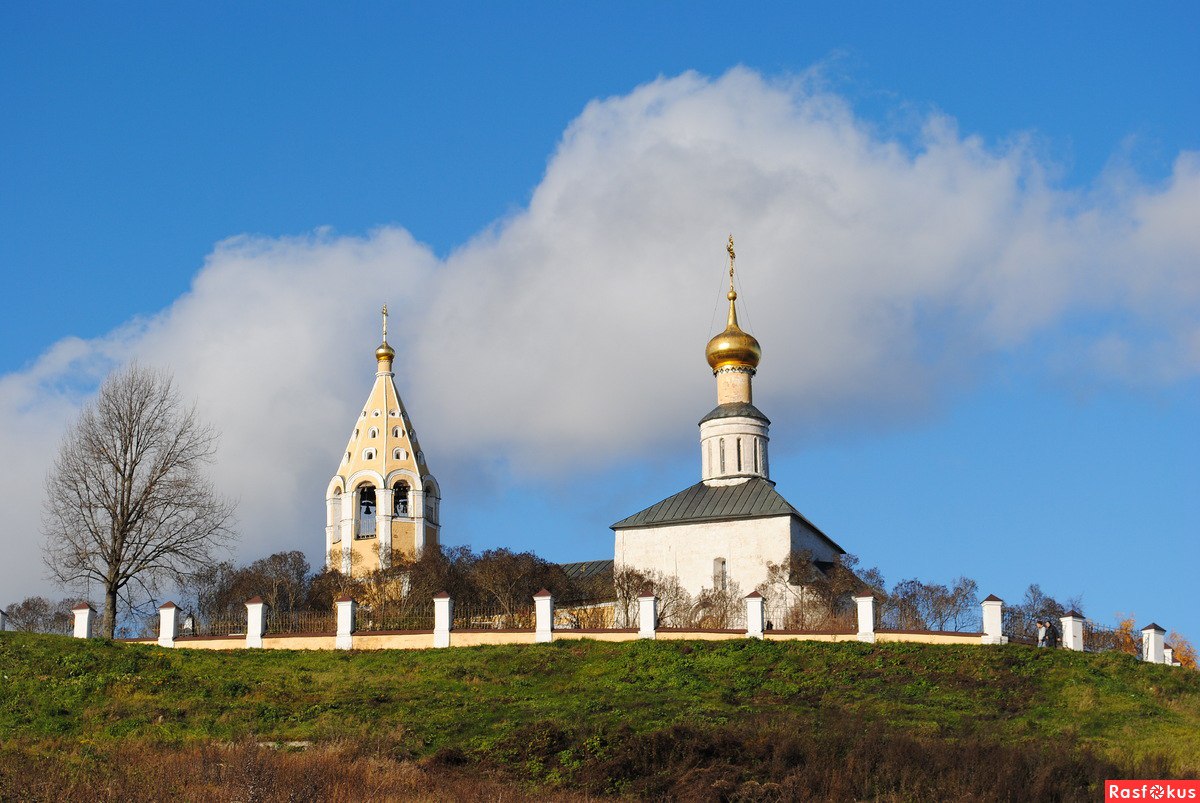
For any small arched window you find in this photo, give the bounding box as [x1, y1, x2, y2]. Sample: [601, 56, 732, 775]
[416, 450, 424, 464]
[363, 449, 376, 460]
[719, 439, 726, 474]
[372, 409, 381, 417]
[753, 439, 760, 474]
[368, 427, 378, 439]
[736, 438, 743, 472]
[343, 451, 350, 463]
[392, 426, 401, 438]
[354, 428, 359, 439]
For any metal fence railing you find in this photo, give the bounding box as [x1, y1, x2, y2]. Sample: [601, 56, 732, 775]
[553, 598, 626, 629]
[357, 602, 434, 632]
[189, 617, 245, 637]
[265, 610, 336, 635]
[1084, 621, 1136, 655]
[763, 605, 854, 632]
[452, 603, 535, 630]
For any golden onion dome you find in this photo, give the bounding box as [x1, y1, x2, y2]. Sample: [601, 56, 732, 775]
[705, 288, 761, 371]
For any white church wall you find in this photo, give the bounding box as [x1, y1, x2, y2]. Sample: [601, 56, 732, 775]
[615, 515, 794, 598]
[788, 518, 840, 563]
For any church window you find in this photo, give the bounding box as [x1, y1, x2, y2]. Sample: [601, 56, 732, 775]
[416, 450, 424, 464]
[736, 439, 743, 472]
[761, 441, 768, 473]
[719, 439, 726, 473]
[343, 452, 350, 463]
[368, 427, 378, 439]
[372, 409, 381, 417]
[392, 426, 401, 438]
[713, 558, 727, 591]
[753, 439, 760, 473]
[361, 411, 367, 418]
[393, 481, 410, 517]
[389, 410, 399, 417]
[363, 449, 376, 460]
[355, 485, 377, 539]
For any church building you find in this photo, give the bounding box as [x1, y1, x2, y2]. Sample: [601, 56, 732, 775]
[325, 306, 440, 575]
[612, 238, 845, 597]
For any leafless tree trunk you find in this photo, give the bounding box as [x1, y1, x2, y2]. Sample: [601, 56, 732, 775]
[41, 363, 235, 638]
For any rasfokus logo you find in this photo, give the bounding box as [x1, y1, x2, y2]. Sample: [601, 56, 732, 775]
[1107, 781, 1200, 800]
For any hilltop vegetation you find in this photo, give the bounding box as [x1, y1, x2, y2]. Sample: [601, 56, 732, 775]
[1, 633, 1197, 800]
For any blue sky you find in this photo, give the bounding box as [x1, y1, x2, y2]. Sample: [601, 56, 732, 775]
[2, 4, 1197, 637]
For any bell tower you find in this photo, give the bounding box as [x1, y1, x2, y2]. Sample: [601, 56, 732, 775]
[324, 305, 441, 575]
[700, 236, 770, 484]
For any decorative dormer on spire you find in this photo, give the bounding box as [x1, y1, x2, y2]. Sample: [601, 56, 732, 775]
[699, 236, 770, 484]
[324, 304, 441, 575]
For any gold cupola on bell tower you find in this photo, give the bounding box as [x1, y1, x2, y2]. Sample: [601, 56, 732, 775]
[705, 235, 761, 404]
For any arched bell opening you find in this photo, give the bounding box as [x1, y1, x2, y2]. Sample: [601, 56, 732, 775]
[354, 483, 377, 540]
[392, 480, 411, 518]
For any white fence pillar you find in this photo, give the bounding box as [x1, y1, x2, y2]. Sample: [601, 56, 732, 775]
[245, 596, 266, 648]
[534, 589, 554, 643]
[335, 596, 357, 650]
[1164, 646, 1176, 666]
[0, 607, 6, 632]
[1141, 623, 1165, 664]
[433, 592, 452, 648]
[158, 602, 179, 647]
[981, 595, 1006, 645]
[1060, 611, 1084, 651]
[854, 593, 877, 643]
[638, 588, 657, 640]
[72, 603, 94, 639]
[745, 592, 764, 639]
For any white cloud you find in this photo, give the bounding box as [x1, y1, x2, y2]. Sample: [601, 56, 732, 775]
[2, 68, 1197, 604]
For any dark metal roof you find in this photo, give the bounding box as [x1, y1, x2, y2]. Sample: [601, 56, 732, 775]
[558, 559, 615, 583]
[698, 402, 770, 425]
[611, 477, 844, 554]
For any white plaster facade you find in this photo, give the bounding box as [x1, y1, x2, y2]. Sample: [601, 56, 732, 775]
[615, 514, 839, 599]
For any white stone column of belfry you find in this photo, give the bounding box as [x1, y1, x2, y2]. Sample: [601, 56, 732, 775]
[339, 492, 355, 574]
[412, 487, 427, 554]
[376, 487, 393, 568]
[325, 495, 338, 566]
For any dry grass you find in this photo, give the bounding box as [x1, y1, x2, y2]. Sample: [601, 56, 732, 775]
[0, 740, 592, 803]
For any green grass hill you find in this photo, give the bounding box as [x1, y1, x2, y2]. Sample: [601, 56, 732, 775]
[2, 632, 1197, 801]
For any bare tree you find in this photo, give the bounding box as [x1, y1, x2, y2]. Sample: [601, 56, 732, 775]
[2, 596, 75, 634]
[41, 364, 235, 638]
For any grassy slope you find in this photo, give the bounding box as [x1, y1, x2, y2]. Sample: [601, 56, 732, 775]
[2, 633, 1198, 795]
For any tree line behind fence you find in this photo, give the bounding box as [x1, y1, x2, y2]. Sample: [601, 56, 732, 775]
[5, 544, 1195, 668]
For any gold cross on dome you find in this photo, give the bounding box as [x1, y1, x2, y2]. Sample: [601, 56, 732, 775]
[727, 234, 736, 289]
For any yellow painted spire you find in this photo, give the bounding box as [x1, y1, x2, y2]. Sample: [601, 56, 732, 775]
[705, 235, 762, 372]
